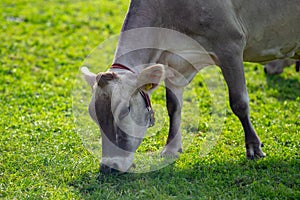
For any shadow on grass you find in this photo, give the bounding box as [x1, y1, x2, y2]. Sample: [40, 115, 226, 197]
[265, 73, 300, 101]
[69, 156, 300, 199]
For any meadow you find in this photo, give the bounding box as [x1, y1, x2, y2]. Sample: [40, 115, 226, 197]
[0, 0, 299, 199]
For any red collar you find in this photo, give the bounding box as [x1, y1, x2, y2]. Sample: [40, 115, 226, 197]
[111, 63, 155, 127]
[111, 63, 134, 73]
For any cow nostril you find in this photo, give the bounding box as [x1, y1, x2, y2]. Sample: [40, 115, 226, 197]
[100, 163, 110, 174]
[100, 163, 122, 175]
[110, 168, 121, 174]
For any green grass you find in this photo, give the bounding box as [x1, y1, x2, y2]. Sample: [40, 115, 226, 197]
[1, 0, 299, 199]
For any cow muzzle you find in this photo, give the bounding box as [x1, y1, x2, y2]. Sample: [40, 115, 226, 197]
[100, 155, 135, 174]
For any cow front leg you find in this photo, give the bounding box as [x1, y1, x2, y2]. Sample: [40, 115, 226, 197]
[219, 52, 266, 159]
[160, 81, 183, 158]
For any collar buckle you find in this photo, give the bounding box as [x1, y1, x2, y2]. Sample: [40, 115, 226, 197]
[147, 107, 155, 127]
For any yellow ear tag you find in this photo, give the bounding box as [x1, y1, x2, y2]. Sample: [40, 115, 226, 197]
[144, 84, 153, 91]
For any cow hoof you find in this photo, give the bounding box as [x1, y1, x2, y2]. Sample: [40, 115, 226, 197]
[160, 148, 182, 158]
[246, 143, 266, 160]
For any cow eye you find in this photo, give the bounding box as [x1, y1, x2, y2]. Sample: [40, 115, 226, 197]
[119, 106, 130, 119]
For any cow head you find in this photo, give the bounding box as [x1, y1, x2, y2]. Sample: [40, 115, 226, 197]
[81, 64, 168, 174]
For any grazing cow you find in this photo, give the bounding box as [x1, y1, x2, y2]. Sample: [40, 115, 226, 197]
[264, 59, 299, 74]
[82, 0, 300, 174]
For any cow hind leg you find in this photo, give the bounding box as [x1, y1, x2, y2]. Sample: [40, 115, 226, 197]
[218, 49, 266, 159]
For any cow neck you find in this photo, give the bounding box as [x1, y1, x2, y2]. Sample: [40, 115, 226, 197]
[111, 63, 155, 127]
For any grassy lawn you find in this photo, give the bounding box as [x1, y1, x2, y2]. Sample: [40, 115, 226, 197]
[0, 0, 299, 199]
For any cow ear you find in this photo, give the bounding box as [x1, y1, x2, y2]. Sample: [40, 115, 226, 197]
[81, 67, 97, 87]
[137, 64, 172, 92]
